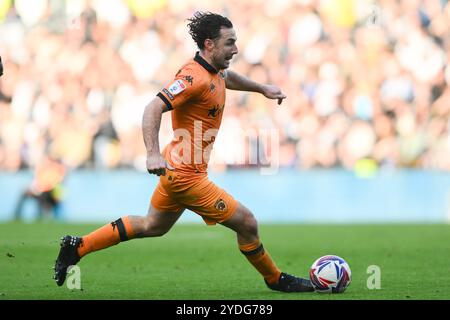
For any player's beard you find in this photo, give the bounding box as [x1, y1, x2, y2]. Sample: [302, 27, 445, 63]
[223, 57, 232, 69]
[213, 53, 230, 70]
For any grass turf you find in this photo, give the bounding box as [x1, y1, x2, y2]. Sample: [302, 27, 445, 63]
[1, 222, 449, 300]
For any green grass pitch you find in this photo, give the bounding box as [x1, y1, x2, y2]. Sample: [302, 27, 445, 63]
[1, 222, 449, 300]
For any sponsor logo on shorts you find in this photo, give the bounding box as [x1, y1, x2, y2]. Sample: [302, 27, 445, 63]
[215, 199, 227, 212]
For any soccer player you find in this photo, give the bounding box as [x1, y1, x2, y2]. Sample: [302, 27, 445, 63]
[54, 12, 313, 293]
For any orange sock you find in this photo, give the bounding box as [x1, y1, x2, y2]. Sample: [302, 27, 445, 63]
[239, 240, 281, 285]
[77, 216, 135, 258]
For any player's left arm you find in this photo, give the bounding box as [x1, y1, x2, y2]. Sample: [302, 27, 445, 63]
[225, 70, 286, 105]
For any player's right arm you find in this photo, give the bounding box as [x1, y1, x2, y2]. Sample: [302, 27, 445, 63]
[142, 96, 173, 176]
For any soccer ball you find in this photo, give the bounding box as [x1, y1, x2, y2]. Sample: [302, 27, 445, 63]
[309, 255, 351, 293]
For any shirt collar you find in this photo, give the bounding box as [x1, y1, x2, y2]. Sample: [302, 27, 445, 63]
[194, 51, 219, 74]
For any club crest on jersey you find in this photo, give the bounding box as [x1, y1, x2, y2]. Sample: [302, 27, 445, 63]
[215, 199, 227, 212]
[169, 79, 186, 96]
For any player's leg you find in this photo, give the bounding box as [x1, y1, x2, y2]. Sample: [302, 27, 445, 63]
[53, 206, 183, 286]
[53, 182, 184, 286]
[126, 205, 185, 238]
[220, 203, 281, 284]
[173, 176, 292, 291]
[221, 203, 314, 293]
[77, 205, 184, 257]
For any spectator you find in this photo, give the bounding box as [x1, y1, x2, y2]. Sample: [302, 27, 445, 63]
[0, 0, 449, 172]
[14, 154, 67, 220]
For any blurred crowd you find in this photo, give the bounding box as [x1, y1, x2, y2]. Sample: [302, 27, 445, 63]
[0, 0, 449, 173]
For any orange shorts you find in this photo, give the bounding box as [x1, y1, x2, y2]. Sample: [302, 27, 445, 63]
[150, 170, 238, 225]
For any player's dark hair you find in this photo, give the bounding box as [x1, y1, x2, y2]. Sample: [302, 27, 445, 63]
[187, 12, 233, 50]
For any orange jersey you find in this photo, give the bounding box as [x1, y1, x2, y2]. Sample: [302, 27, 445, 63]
[157, 52, 227, 175]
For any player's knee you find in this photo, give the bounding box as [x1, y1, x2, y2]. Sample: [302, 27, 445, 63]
[142, 219, 169, 237]
[242, 211, 258, 236]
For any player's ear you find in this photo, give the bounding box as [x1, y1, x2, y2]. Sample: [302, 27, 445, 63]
[204, 39, 215, 51]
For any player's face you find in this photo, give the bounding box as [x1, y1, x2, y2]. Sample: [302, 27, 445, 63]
[212, 28, 238, 70]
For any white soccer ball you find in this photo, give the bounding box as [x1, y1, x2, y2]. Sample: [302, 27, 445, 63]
[309, 255, 352, 293]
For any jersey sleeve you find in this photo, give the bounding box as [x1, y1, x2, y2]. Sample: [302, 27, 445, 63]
[157, 66, 205, 111]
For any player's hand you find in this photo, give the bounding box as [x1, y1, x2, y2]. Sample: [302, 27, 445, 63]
[261, 84, 286, 105]
[146, 154, 174, 176]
